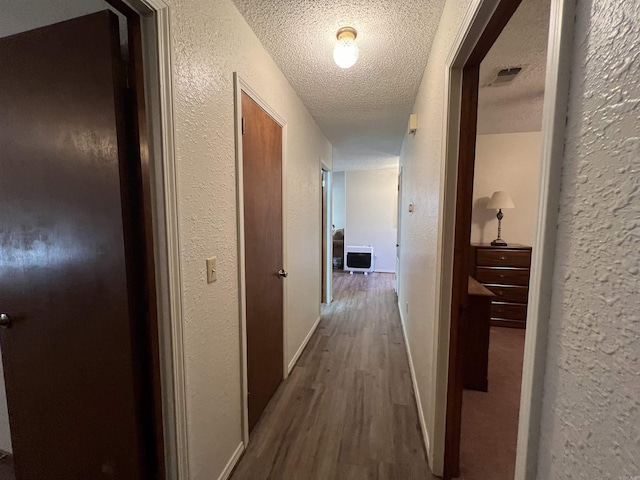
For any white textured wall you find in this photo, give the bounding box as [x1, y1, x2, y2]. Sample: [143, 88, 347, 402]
[397, 0, 472, 464]
[169, 0, 331, 477]
[471, 132, 542, 245]
[344, 169, 399, 273]
[537, 1, 640, 477]
[332, 171, 346, 230]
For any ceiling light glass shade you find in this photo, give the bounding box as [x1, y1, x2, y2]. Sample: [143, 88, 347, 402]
[333, 27, 358, 69]
[333, 37, 358, 68]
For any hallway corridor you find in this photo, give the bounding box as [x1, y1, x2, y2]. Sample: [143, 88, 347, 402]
[231, 272, 434, 479]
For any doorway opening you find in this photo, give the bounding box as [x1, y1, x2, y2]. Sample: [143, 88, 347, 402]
[435, 0, 575, 479]
[456, 0, 552, 478]
[395, 167, 403, 295]
[329, 168, 400, 297]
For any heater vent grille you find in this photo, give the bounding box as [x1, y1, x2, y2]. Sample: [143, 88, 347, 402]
[488, 67, 522, 86]
[344, 245, 375, 273]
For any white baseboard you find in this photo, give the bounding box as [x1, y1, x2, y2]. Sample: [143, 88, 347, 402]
[217, 442, 244, 480]
[374, 269, 396, 274]
[398, 304, 431, 457]
[287, 315, 322, 374]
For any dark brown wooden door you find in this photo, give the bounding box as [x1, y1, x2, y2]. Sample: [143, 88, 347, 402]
[241, 92, 284, 432]
[0, 12, 150, 479]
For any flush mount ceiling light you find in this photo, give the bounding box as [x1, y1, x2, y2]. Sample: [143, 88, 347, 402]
[333, 27, 359, 69]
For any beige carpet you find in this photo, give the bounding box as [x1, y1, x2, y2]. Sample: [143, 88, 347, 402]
[460, 326, 526, 480]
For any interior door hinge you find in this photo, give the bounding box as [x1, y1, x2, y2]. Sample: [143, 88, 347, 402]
[242, 118, 245, 135]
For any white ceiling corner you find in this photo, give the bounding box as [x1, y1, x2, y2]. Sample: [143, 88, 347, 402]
[231, 0, 447, 171]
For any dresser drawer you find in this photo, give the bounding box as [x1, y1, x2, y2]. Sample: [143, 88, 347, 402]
[475, 267, 530, 286]
[491, 318, 526, 328]
[484, 284, 529, 303]
[491, 302, 527, 321]
[476, 248, 531, 267]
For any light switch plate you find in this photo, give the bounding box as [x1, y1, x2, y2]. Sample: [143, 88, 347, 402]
[206, 257, 217, 283]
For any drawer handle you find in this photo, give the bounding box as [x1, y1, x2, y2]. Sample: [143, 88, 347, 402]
[498, 291, 504, 296]
[500, 274, 505, 278]
[500, 256, 507, 260]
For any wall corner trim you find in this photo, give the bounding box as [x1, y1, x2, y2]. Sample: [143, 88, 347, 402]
[217, 442, 245, 480]
[288, 315, 322, 374]
[514, 0, 577, 478]
[398, 303, 431, 463]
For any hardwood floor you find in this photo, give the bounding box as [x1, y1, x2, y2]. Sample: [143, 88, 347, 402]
[231, 272, 435, 480]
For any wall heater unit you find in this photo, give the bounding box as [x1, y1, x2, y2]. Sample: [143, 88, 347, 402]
[345, 245, 374, 274]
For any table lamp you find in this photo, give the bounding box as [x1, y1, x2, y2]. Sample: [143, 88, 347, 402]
[487, 191, 515, 246]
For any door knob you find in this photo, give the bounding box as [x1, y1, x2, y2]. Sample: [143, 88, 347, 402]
[278, 269, 288, 278]
[0, 314, 11, 329]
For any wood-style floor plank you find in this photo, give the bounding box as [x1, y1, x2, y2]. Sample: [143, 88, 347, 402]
[231, 272, 436, 480]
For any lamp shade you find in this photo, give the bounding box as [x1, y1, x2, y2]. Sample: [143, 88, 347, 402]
[487, 190, 515, 209]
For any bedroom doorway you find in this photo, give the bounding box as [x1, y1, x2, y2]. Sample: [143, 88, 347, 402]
[436, 0, 574, 478]
[330, 171, 346, 276]
[441, 1, 526, 476]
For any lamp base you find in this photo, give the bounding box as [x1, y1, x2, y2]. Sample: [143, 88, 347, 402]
[491, 238, 508, 247]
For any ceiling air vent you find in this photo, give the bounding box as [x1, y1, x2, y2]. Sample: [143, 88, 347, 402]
[488, 67, 522, 86]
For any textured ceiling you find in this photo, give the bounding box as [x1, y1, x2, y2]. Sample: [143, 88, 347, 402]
[232, 0, 549, 168]
[477, 0, 551, 135]
[231, 0, 446, 171]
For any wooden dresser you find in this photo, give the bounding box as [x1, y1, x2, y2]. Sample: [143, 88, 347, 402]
[470, 244, 532, 329]
[465, 277, 495, 391]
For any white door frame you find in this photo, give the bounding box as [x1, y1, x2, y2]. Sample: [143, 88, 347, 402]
[321, 163, 332, 304]
[233, 72, 289, 447]
[123, 1, 190, 478]
[102, 0, 191, 478]
[431, 0, 576, 478]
